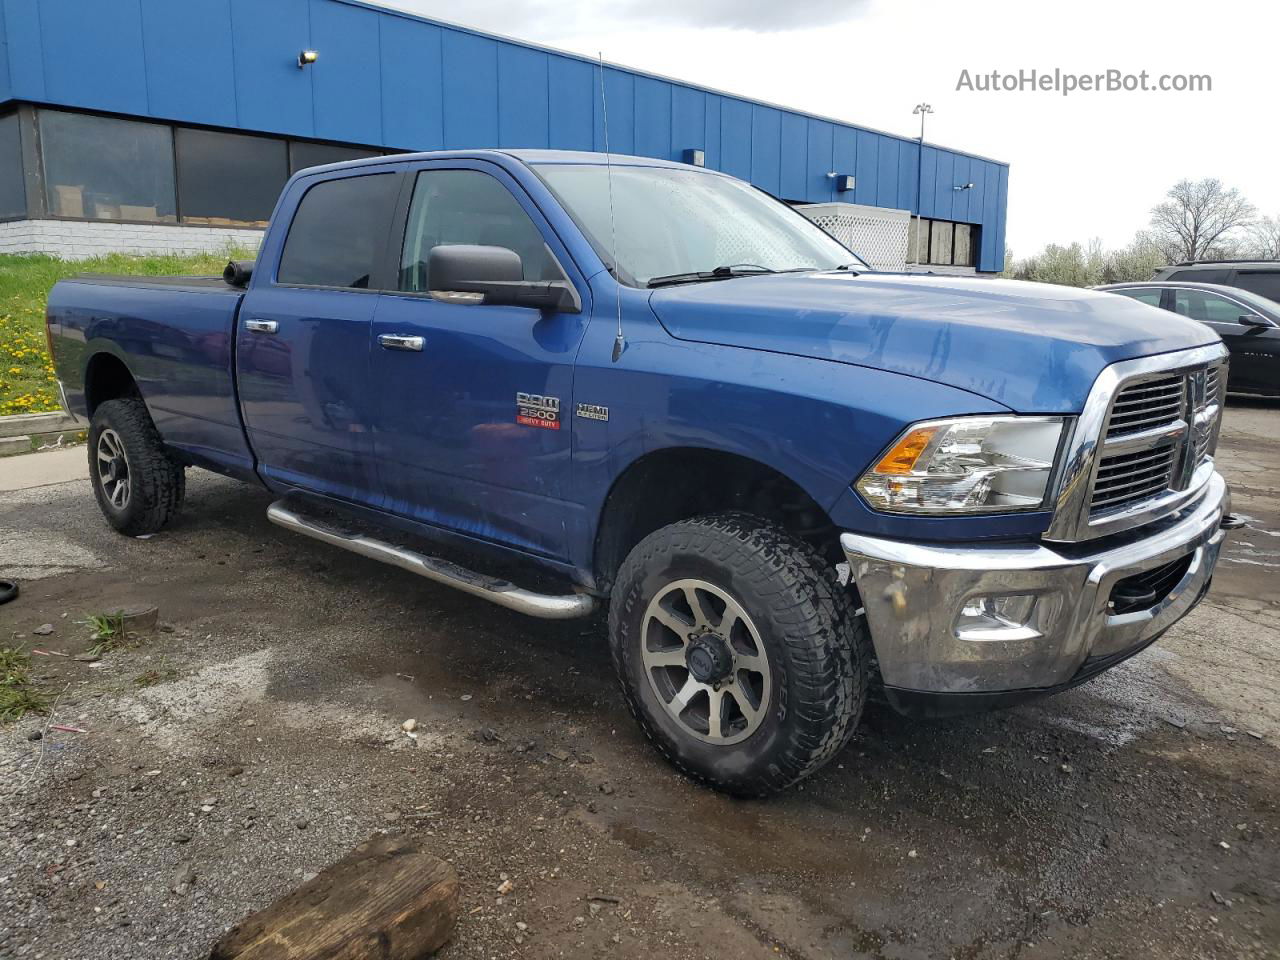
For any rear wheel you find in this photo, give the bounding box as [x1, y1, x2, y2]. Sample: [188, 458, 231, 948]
[609, 513, 869, 796]
[89, 398, 185, 535]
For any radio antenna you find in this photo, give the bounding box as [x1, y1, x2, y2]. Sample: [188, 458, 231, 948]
[598, 53, 626, 363]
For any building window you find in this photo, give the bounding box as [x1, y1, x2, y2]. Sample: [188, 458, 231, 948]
[278, 173, 401, 288]
[290, 141, 382, 175]
[910, 216, 979, 268]
[176, 128, 288, 227]
[39, 110, 176, 222]
[0, 113, 25, 220]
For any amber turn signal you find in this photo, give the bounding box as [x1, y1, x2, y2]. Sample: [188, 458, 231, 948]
[871, 425, 938, 475]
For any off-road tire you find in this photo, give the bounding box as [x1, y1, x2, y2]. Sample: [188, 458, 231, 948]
[89, 397, 185, 536]
[609, 513, 870, 796]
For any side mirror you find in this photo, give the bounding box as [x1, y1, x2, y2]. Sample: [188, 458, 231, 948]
[1239, 313, 1278, 329]
[428, 244, 580, 314]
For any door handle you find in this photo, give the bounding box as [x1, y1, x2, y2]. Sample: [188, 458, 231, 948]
[378, 334, 425, 352]
[244, 319, 278, 334]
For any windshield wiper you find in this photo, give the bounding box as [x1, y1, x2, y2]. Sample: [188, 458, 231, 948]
[646, 264, 778, 288]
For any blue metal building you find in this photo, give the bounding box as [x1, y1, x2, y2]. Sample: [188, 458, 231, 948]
[0, 0, 1007, 271]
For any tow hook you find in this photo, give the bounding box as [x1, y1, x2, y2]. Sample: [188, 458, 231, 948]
[1221, 514, 1247, 530]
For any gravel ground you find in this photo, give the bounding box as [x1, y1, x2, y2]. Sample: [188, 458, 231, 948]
[1, 402, 1277, 960]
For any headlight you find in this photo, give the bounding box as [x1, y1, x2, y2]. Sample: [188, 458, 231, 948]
[856, 416, 1065, 514]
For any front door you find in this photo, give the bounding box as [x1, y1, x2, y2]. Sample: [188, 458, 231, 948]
[368, 161, 590, 560]
[237, 169, 402, 504]
[1171, 287, 1280, 395]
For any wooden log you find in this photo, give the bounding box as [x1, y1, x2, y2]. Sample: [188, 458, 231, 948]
[209, 836, 459, 960]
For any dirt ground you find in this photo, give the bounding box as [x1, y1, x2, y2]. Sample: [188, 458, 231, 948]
[1, 402, 1277, 960]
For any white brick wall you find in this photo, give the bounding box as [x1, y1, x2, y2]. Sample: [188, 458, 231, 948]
[0, 219, 263, 260]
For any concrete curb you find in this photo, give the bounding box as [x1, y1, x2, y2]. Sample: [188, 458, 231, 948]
[0, 411, 79, 439]
[0, 413, 85, 457]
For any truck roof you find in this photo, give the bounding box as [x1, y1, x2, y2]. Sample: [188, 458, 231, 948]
[297, 148, 709, 177]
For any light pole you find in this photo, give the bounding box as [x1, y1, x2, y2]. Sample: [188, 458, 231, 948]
[912, 103, 933, 263]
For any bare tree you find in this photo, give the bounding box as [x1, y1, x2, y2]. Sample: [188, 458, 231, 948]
[1247, 215, 1280, 260]
[1148, 178, 1255, 262]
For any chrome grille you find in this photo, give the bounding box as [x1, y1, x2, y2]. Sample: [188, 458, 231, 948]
[1090, 447, 1179, 511]
[1104, 374, 1184, 437]
[1088, 362, 1223, 519]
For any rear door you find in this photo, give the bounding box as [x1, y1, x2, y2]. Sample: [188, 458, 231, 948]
[367, 160, 591, 559]
[237, 168, 402, 503]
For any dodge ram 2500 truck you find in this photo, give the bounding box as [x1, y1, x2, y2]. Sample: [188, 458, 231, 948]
[47, 150, 1236, 795]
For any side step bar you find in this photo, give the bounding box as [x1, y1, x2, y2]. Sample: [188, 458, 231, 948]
[266, 500, 597, 620]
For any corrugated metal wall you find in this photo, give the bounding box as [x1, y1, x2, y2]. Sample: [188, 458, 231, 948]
[0, 0, 1008, 270]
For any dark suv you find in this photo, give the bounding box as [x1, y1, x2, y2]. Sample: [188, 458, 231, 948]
[1153, 260, 1280, 302]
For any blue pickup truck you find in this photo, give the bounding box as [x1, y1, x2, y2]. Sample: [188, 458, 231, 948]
[47, 150, 1235, 795]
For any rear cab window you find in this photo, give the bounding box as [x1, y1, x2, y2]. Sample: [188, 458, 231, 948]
[277, 173, 401, 289]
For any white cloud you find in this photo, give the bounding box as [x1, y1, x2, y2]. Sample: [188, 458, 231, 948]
[381, 0, 1280, 255]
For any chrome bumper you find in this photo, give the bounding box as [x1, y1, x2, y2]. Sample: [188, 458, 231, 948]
[840, 471, 1230, 695]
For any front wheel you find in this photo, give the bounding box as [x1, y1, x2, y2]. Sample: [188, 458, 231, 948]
[609, 514, 869, 796]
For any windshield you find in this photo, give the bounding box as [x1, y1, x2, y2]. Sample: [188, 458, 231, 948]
[534, 163, 865, 286]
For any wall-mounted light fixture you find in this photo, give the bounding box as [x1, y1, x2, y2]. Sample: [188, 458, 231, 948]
[832, 174, 855, 193]
[953, 182, 975, 191]
[298, 49, 319, 68]
[683, 148, 705, 167]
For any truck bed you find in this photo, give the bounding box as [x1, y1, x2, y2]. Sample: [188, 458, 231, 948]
[47, 274, 256, 479]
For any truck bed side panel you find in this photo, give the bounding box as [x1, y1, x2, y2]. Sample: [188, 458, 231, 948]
[47, 277, 257, 479]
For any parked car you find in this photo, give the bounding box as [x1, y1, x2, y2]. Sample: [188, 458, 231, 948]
[1152, 259, 1280, 303]
[1096, 281, 1280, 398]
[46, 150, 1237, 795]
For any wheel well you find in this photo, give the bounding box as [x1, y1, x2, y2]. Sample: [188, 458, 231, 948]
[593, 448, 840, 592]
[84, 353, 139, 417]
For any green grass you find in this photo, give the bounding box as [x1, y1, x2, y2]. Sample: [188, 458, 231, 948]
[0, 249, 254, 416]
[0, 647, 50, 723]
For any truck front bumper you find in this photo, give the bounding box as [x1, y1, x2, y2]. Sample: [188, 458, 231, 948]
[841, 471, 1231, 715]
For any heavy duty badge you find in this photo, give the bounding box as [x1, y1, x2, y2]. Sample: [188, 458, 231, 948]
[516, 392, 560, 430]
[575, 402, 609, 422]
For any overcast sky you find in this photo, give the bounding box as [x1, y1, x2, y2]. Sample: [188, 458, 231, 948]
[380, 0, 1278, 257]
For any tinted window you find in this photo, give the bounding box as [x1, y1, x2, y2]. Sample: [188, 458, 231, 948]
[1173, 290, 1247, 324]
[290, 142, 382, 175]
[1115, 288, 1162, 306]
[1235, 271, 1280, 304]
[953, 224, 974, 267]
[1168, 268, 1230, 283]
[399, 170, 557, 292]
[929, 220, 954, 266]
[176, 128, 288, 227]
[278, 174, 400, 288]
[40, 110, 175, 221]
[0, 113, 25, 219]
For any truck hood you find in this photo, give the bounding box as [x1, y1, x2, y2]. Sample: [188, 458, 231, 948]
[647, 272, 1219, 413]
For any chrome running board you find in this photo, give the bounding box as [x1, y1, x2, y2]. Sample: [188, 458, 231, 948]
[267, 500, 596, 620]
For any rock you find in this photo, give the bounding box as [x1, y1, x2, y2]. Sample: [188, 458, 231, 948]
[460, 694, 473, 702]
[296, 819, 310, 830]
[497, 879, 513, 896]
[515, 922, 528, 932]
[228, 766, 245, 778]
[573, 915, 586, 927]
[588, 902, 601, 916]
[383, 811, 401, 824]
[32, 624, 54, 636]
[547, 749, 570, 762]
[174, 833, 192, 844]
[401, 719, 418, 733]
[907, 849, 918, 858]
[172, 862, 196, 895]
[599, 782, 615, 796]
[577, 753, 595, 764]
[27, 730, 42, 742]
[1060, 764, 1074, 773]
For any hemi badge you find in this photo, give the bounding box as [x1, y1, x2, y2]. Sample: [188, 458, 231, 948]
[576, 402, 609, 422]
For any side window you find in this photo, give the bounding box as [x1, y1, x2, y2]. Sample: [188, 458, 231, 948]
[1168, 269, 1229, 284]
[278, 173, 400, 288]
[1236, 272, 1280, 304]
[1199, 294, 1248, 324]
[1115, 288, 1162, 306]
[1172, 290, 1243, 323]
[399, 170, 558, 293]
